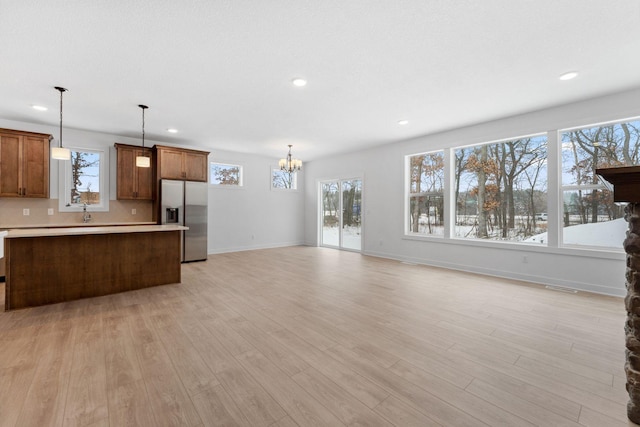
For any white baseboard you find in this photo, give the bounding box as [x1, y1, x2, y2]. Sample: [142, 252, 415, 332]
[362, 249, 626, 298]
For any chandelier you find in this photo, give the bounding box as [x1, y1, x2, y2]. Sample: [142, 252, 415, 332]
[279, 144, 302, 173]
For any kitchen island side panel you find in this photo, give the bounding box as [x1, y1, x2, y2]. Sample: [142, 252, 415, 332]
[5, 230, 181, 310]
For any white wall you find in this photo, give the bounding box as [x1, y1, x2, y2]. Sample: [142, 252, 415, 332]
[0, 118, 305, 253]
[207, 149, 305, 253]
[304, 88, 640, 297]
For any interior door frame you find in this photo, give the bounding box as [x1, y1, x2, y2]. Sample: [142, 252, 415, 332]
[318, 177, 363, 252]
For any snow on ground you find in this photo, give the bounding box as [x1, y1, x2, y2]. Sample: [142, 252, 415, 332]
[524, 217, 627, 248]
[322, 226, 361, 250]
[323, 219, 627, 250]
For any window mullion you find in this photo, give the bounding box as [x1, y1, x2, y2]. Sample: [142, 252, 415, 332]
[444, 148, 453, 239]
[547, 130, 560, 248]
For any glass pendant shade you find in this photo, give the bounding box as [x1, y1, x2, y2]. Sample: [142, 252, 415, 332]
[136, 155, 150, 167]
[51, 146, 71, 160]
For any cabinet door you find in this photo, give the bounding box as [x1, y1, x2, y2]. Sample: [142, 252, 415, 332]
[184, 152, 208, 182]
[0, 133, 22, 196]
[116, 146, 154, 200]
[158, 148, 185, 180]
[22, 135, 49, 198]
[116, 146, 137, 199]
[135, 148, 154, 199]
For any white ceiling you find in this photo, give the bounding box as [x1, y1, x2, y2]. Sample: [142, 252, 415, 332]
[1, 1, 639, 161]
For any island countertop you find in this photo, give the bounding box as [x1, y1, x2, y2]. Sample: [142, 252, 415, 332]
[5, 224, 188, 238]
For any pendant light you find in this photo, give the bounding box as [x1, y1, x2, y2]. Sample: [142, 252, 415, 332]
[51, 86, 71, 160]
[135, 104, 150, 168]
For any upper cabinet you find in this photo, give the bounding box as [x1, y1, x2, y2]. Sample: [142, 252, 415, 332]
[154, 145, 209, 182]
[0, 128, 50, 198]
[114, 143, 154, 200]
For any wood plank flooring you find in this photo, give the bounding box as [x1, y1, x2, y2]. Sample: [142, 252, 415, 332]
[0, 246, 634, 426]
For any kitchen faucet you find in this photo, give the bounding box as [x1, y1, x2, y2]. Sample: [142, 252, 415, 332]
[82, 203, 92, 223]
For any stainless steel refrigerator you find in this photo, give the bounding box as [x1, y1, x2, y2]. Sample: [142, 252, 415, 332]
[160, 179, 208, 262]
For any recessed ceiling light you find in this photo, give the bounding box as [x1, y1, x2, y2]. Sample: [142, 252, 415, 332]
[292, 78, 307, 87]
[398, 120, 409, 125]
[559, 71, 578, 81]
[167, 128, 178, 133]
[32, 105, 47, 111]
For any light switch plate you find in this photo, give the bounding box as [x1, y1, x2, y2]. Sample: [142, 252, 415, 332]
[48, 208, 54, 215]
[23, 208, 29, 216]
[131, 209, 136, 215]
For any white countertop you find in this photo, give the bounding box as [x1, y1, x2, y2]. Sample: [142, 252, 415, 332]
[0, 221, 156, 229]
[5, 224, 187, 238]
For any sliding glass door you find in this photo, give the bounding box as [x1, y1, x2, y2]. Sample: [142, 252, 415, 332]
[320, 178, 362, 251]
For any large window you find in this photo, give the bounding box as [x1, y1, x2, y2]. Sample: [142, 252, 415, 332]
[454, 136, 548, 242]
[405, 118, 640, 250]
[210, 162, 243, 186]
[59, 148, 109, 212]
[407, 151, 444, 236]
[560, 119, 640, 248]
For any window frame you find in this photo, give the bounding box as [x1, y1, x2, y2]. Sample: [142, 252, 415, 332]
[402, 118, 640, 254]
[58, 146, 109, 212]
[558, 117, 640, 249]
[209, 161, 244, 188]
[404, 150, 445, 237]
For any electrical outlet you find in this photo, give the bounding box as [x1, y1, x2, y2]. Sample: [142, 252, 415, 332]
[131, 209, 136, 215]
[48, 208, 54, 216]
[522, 255, 528, 264]
[23, 208, 29, 216]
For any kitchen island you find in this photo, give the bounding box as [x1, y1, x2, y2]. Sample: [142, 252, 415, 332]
[3, 224, 187, 310]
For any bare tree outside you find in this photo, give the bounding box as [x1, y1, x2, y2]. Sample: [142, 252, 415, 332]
[404, 119, 639, 248]
[561, 119, 640, 230]
[408, 152, 444, 235]
[454, 136, 548, 241]
[210, 163, 241, 185]
[272, 169, 296, 189]
[70, 150, 100, 205]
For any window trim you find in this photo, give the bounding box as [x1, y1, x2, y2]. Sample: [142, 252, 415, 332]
[209, 161, 244, 188]
[402, 117, 640, 253]
[557, 118, 640, 249]
[404, 150, 445, 237]
[58, 146, 109, 213]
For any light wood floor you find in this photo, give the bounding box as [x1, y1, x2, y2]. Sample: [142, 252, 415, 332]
[0, 246, 634, 426]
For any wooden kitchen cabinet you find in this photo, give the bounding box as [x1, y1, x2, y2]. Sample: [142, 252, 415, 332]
[154, 145, 209, 182]
[0, 128, 51, 198]
[114, 143, 154, 200]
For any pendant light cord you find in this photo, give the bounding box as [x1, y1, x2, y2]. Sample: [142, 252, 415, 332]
[55, 86, 67, 148]
[139, 104, 148, 148]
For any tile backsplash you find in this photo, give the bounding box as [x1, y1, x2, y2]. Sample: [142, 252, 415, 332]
[0, 198, 153, 227]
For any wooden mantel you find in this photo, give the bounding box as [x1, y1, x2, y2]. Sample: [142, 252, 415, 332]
[596, 166, 640, 202]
